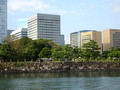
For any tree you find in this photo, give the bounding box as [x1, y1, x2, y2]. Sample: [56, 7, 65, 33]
[51, 45, 64, 61]
[107, 47, 120, 60]
[38, 47, 51, 58]
[0, 44, 12, 61]
[102, 51, 109, 59]
[19, 37, 32, 46]
[72, 46, 82, 60]
[24, 40, 42, 60]
[24, 39, 58, 60]
[52, 50, 64, 61]
[82, 40, 101, 60]
[4, 37, 32, 61]
[63, 44, 73, 61]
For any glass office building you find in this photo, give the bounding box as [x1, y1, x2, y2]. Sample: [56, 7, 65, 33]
[0, 0, 7, 43]
[70, 30, 93, 47]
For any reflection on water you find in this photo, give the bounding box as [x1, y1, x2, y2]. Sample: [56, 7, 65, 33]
[0, 72, 120, 90]
[1, 71, 120, 78]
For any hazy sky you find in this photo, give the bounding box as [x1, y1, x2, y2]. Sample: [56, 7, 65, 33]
[8, 0, 120, 44]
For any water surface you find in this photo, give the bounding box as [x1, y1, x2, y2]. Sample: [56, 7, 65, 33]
[0, 72, 120, 90]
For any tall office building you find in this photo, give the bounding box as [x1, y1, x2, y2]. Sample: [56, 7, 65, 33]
[81, 31, 102, 52]
[60, 34, 65, 46]
[7, 29, 14, 36]
[0, 0, 7, 43]
[70, 30, 92, 47]
[10, 27, 27, 40]
[103, 29, 120, 51]
[28, 13, 60, 45]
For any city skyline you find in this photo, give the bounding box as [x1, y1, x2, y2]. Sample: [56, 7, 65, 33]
[8, 0, 120, 44]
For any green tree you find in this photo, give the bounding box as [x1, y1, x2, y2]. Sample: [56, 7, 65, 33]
[72, 46, 82, 60]
[19, 37, 32, 46]
[51, 50, 64, 61]
[107, 47, 120, 60]
[38, 47, 51, 58]
[0, 44, 12, 61]
[63, 44, 73, 61]
[102, 51, 109, 59]
[51, 45, 64, 61]
[3, 36, 32, 61]
[24, 39, 58, 60]
[82, 40, 101, 60]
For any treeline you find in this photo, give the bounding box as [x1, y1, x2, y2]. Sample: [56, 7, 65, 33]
[0, 36, 120, 62]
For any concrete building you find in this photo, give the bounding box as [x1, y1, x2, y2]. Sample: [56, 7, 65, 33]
[28, 13, 60, 45]
[10, 27, 27, 40]
[60, 35, 65, 46]
[0, 0, 7, 43]
[7, 30, 14, 36]
[70, 30, 92, 47]
[103, 29, 120, 51]
[81, 31, 102, 52]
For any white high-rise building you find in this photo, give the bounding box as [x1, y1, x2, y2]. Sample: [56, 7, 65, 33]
[10, 28, 27, 40]
[28, 13, 60, 45]
[0, 0, 7, 43]
[7, 29, 14, 36]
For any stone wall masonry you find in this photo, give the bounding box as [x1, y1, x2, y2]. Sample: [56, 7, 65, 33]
[0, 62, 120, 73]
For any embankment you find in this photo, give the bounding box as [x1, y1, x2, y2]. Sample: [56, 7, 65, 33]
[0, 61, 120, 73]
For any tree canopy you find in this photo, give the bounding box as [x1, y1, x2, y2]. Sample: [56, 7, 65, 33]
[82, 40, 101, 60]
[0, 37, 119, 62]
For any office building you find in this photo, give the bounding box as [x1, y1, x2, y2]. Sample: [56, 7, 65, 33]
[10, 27, 27, 40]
[60, 34, 65, 46]
[0, 0, 7, 43]
[81, 31, 102, 52]
[28, 13, 60, 45]
[70, 30, 92, 47]
[103, 29, 120, 51]
[7, 30, 14, 36]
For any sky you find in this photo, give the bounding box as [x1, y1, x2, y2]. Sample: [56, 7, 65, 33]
[8, 0, 120, 44]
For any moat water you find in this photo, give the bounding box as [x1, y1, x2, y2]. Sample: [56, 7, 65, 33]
[0, 72, 120, 90]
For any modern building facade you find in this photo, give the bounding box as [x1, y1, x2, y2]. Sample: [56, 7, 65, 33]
[0, 0, 7, 43]
[103, 29, 120, 51]
[81, 31, 102, 52]
[70, 30, 92, 47]
[28, 13, 60, 45]
[10, 28, 27, 40]
[7, 30, 14, 36]
[60, 34, 65, 46]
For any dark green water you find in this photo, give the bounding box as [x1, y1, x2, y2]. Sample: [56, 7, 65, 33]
[0, 72, 120, 90]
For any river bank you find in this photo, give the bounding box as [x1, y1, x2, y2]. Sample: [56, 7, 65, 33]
[0, 61, 120, 73]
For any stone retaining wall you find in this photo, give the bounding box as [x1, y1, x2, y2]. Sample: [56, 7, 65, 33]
[0, 62, 120, 73]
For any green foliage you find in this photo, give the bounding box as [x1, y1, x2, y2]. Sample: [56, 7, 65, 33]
[82, 40, 101, 60]
[1, 37, 60, 61]
[63, 44, 73, 60]
[102, 51, 109, 59]
[73, 46, 82, 59]
[24, 39, 58, 60]
[38, 47, 51, 58]
[52, 50, 64, 61]
[107, 47, 120, 60]
[0, 44, 12, 61]
[51, 45, 64, 61]
[19, 37, 32, 46]
[2, 36, 120, 62]
[2, 37, 32, 61]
